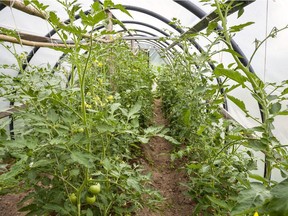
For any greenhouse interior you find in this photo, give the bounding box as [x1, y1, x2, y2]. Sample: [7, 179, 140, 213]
[1, 0, 288, 215]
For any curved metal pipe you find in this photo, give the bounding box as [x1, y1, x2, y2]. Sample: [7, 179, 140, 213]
[118, 29, 175, 62]
[119, 21, 183, 51]
[91, 21, 179, 58]
[93, 20, 183, 51]
[122, 33, 173, 63]
[135, 40, 173, 65]
[118, 5, 207, 53]
[118, 29, 169, 48]
[121, 20, 170, 37]
[174, 0, 206, 17]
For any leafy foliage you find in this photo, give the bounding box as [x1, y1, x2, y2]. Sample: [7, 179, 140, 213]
[0, 1, 161, 215]
[156, 0, 288, 215]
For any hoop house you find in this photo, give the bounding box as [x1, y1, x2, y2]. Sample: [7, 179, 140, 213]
[1, 1, 288, 215]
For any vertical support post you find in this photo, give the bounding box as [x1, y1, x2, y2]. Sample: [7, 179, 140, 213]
[146, 49, 150, 67]
[106, 10, 113, 40]
[131, 39, 137, 55]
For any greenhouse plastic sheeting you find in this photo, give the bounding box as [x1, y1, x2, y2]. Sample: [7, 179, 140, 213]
[220, 1, 288, 145]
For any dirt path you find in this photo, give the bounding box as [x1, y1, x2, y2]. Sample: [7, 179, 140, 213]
[137, 99, 194, 216]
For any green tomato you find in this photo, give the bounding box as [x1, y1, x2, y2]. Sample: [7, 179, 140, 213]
[26, 149, 33, 157]
[86, 195, 96, 204]
[69, 193, 77, 204]
[78, 128, 84, 133]
[88, 183, 101, 195]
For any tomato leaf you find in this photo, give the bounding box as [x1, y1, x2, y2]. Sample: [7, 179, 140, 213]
[49, 11, 61, 25]
[32, 159, 54, 168]
[249, 173, 268, 184]
[214, 64, 247, 85]
[207, 195, 230, 210]
[277, 110, 288, 115]
[110, 103, 121, 115]
[137, 136, 149, 144]
[127, 101, 142, 119]
[86, 208, 94, 216]
[238, 7, 244, 18]
[91, 1, 102, 12]
[0, 159, 25, 183]
[43, 204, 70, 215]
[158, 134, 181, 145]
[281, 87, 288, 95]
[92, 11, 107, 25]
[269, 102, 281, 114]
[227, 95, 247, 114]
[231, 183, 271, 215]
[230, 22, 254, 33]
[246, 139, 267, 151]
[71, 151, 95, 168]
[222, 49, 243, 58]
[127, 177, 141, 191]
[102, 158, 112, 171]
[114, 4, 132, 18]
[96, 123, 115, 133]
[207, 21, 218, 35]
[266, 178, 288, 215]
[182, 109, 191, 127]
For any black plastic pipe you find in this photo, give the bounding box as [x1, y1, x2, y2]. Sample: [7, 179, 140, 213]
[119, 29, 170, 46]
[0, 3, 5, 11]
[119, 5, 206, 53]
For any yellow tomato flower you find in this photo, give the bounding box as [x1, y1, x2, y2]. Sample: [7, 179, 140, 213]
[97, 78, 103, 85]
[98, 62, 103, 67]
[93, 96, 105, 106]
[107, 95, 114, 101]
[93, 96, 100, 102]
[254, 212, 259, 216]
[85, 102, 92, 109]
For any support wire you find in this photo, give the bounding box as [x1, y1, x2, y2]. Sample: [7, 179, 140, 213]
[264, 0, 269, 82]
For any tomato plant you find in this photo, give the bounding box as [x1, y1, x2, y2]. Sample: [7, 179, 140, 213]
[156, 1, 288, 215]
[0, 1, 161, 215]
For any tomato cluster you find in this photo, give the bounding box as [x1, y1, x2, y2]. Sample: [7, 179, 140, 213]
[69, 183, 101, 205]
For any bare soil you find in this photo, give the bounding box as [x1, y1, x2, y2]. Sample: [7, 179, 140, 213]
[136, 99, 194, 216]
[0, 193, 27, 216]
